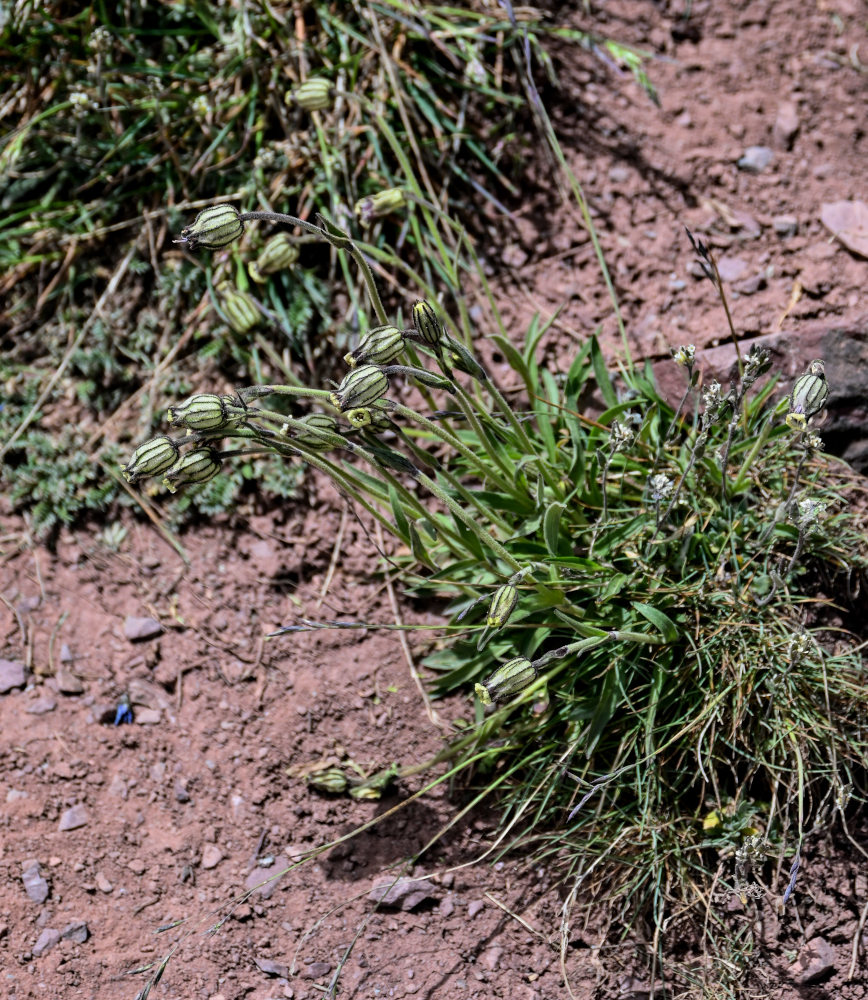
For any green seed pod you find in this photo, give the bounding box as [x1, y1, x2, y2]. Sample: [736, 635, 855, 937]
[346, 407, 373, 429]
[176, 204, 243, 251]
[330, 365, 389, 412]
[475, 656, 536, 706]
[162, 448, 222, 493]
[122, 436, 179, 484]
[348, 763, 399, 800]
[411, 300, 443, 347]
[217, 282, 259, 334]
[290, 77, 333, 112]
[167, 393, 229, 431]
[486, 584, 518, 629]
[354, 188, 407, 227]
[344, 325, 405, 368]
[786, 366, 828, 431]
[249, 233, 299, 283]
[385, 365, 455, 393]
[306, 767, 348, 794]
[293, 413, 340, 450]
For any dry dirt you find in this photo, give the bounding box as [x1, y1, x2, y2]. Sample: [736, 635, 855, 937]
[3, 2, 868, 999]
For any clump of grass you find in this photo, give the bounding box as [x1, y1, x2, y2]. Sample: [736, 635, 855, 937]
[2, 2, 657, 535]
[125, 205, 867, 996]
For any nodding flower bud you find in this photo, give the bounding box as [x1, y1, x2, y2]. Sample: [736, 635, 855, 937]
[354, 188, 406, 227]
[475, 656, 537, 706]
[411, 300, 443, 347]
[346, 407, 373, 429]
[162, 448, 222, 493]
[445, 337, 487, 381]
[305, 767, 348, 794]
[217, 282, 259, 334]
[289, 77, 333, 112]
[292, 413, 340, 450]
[786, 363, 828, 431]
[175, 204, 244, 251]
[344, 326, 405, 368]
[122, 436, 179, 484]
[167, 393, 231, 432]
[486, 585, 519, 629]
[248, 233, 299, 283]
[329, 365, 389, 412]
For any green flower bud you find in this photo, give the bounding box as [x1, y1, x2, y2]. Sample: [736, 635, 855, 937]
[329, 365, 389, 412]
[249, 233, 299, 283]
[344, 325, 405, 368]
[122, 436, 179, 484]
[175, 204, 243, 251]
[384, 365, 455, 394]
[167, 393, 230, 431]
[486, 584, 518, 629]
[445, 337, 487, 381]
[162, 448, 222, 493]
[354, 188, 407, 227]
[217, 282, 259, 334]
[411, 300, 444, 347]
[786, 364, 828, 431]
[348, 763, 399, 800]
[475, 656, 537, 706]
[292, 413, 340, 450]
[306, 767, 348, 794]
[289, 77, 333, 112]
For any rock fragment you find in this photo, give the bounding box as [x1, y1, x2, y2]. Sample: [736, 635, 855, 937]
[201, 844, 223, 870]
[22, 862, 49, 903]
[62, 921, 89, 944]
[123, 616, 164, 641]
[368, 876, 437, 911]
[58, 804, 89, 831]
[32, 928, 62, 957]
[737, 145, 774, 173]
[774, 100, 800, 149]
[790, 936, 836, 985]
[0, 658, 26, 693]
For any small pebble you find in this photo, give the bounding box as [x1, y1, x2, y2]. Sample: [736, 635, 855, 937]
[95, 872, 113, 893]
[123, 616, 164, 642]
[737, 145, 774, 173]
[201, 844, 223, 870]
[773, 214, 799, 237]
[22, 863, 49, 904]
[32, 928, 61, 958]
[25, 696, 57, 715]
[58, 804, 89, 832]
[128, 858, 147, 875]
[62, 921, 89, 944]
[134, 708, 162, 725]
[467, 899, 485, 919]
[0, 658, 26, 693]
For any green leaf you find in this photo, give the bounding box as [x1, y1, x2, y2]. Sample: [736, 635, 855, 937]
[632, 603, 679, 643]
[591, 335, 618, 408]
[492, 334, 531, 395]
[543, 502, 565, 557]
[387, 485, 411, 544]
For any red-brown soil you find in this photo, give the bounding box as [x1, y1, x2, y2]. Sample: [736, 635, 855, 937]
[3, 2, 868, 999]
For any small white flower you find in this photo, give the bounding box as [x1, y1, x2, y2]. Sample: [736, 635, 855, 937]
[671, 344, 695, 367]
[648, 473, 673, 502]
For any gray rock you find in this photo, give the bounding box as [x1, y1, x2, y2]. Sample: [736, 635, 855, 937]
[58, 804, 89, 832]
[32, 928, 61, 957]
[25, 696, 57, 715]
[467, 899, 485, 918]
[123, 616, 163, 642]
[791, 936, 836, 984]
[255, 957, 290, 978]
[56, 668, 84, 695]
[0, 659, 26, 693]
[716, 256, 750, 283]
[62, 921, 89, 944]
[774, 100, 800, 149]
[772, 214, 799, 237]
[302, 961, 333, 979]
[22, 863, 49, 904]
[737, 145, 774, 173]
[245, 855, 289, 900]
[368, 876, 437, 912]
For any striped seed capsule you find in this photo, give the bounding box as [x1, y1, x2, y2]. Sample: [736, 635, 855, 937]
[306, 767, 348, 794]
[162, 448, 222, 493]
[411, 300, 443, 347]
[475, 656, 537, 706]
[218, 282, 259, 334]
[249, 233, 299, 283]
[786, 364, 828, 431]
[354, 188, 406, 227]
[292, 413, 340, 450]
[486, 584, 518, 629]
[344, 325, 405, 368]
[167, 393, 229, 431]
[290, 78, 332, 112]
[176, 204, 243, 251]
[122, 436, 179, 484]
[330, 365, 389, 412]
